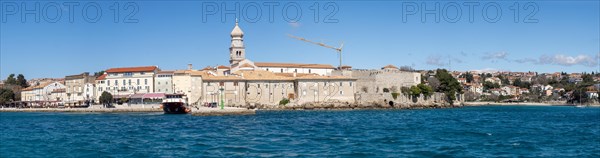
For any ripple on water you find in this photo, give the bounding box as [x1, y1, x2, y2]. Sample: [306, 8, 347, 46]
[1, 106, 599, 157]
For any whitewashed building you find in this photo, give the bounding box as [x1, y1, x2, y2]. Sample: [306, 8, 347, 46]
[155, 71, 174, 93]
[101, 66, 160, 98]
[21, 81, 66, 102]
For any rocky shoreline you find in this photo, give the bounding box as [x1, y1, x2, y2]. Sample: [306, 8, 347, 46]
[231, 100, 461, 110]
[0, 101, 465, 114]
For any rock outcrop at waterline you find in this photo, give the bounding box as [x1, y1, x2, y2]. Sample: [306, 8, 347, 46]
[230, 99, 460, 110]
[223, 92, 463, 110]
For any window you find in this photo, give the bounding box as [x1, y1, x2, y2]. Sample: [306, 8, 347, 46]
[207, 82, 211, 86]
[165, 81, 169, 84]
[340, 90, 344, 95]
[128, 79, 131, 85]
[115, 80, 118, 86]
[294, 69, 297, 73]
[309, 69, 311, 73]
[234, 82, 238, 86]
[158, 82, 161, 85]
[145, 79, 148, 85]
[141, 72, 145, 75]
[123, 79, 126, 85]
[350, 82, 353, 86]
[219, 82, 224, 86]
[340, 82, 343, 87]
[137, 79, 140, 85]
[107, 81, 111, 86]
[280, 69, 283, 73]
[124, 72, 133, 76]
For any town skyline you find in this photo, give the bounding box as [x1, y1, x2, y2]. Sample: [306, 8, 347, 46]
[1, 1, 599, 79]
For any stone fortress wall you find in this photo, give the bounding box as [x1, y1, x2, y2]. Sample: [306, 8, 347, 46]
[331, 69, 463, 108]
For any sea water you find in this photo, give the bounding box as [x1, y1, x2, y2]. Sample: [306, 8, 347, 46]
[1, 106, 599, 157]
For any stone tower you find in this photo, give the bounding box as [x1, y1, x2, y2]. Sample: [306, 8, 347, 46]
[229, 19, 245, 65]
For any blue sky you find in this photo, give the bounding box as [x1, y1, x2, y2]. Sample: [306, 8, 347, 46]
[1, 0, 599, 79]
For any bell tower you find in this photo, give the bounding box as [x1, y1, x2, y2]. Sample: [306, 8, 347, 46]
[229, 19, 245, 65]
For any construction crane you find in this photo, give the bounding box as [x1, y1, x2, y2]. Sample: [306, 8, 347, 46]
[288, 34, 344, 69]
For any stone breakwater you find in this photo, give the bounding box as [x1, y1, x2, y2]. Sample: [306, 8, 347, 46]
[0, 108, 162, 113]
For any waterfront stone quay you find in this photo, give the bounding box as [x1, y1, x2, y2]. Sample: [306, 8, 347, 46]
[190, 107, 256, 116]
[0, 107, 162, 113]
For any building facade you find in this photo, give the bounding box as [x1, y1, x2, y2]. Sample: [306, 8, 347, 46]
[172, 70, 204, 105]
[64, 72, 95, 106]
[100, 66, 159, 98]
[339, 66, 421, 94]
[21, 81, 66, 102]
[155, 71, 174, 93]
[199, 70, 356, 106]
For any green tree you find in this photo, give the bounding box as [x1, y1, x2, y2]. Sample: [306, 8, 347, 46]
[5, 74, 16, 85]
[498, 75, 510, 85]
[409, 86, 421, 97]
[512, 79, 521, 87]
[417, 83, 433, 97]
[94, 71, 105, 77]
[0, 88, 15, 105]
[401, 87, 411, 96]
[16, 74, 28, 88]
[461, 72, 474, 83]
[483, 81, 500, 90]
[99, 92, 113, 106]
[279, 98, 290, 105]
[582, 74, 593, 83]
[434, 69, 463, 105]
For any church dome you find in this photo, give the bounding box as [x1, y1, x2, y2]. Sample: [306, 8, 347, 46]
[230, 19, 244, 37]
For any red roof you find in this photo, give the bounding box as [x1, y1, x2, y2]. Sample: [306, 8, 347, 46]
[217, 65, 230, 69]
[382, 64, 399, 69]
[105, 66, 158, 73]
[96, 74, 107, 80]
